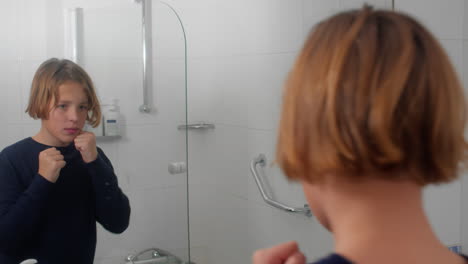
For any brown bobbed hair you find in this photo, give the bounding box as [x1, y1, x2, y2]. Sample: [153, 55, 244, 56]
[25, 58, 101, 127]
[277, 6, 467, 185]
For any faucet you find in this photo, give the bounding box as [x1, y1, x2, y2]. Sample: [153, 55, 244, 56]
[125, 248, 183, 264]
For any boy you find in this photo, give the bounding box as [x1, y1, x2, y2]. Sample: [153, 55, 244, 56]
[0, 58, 130, 264]
[254, 6, 468, 264]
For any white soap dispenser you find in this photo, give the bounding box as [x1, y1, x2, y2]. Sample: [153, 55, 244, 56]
[104, 103, 119, 136]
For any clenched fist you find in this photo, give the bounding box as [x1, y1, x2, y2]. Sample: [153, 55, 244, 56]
[38, 148, 66, 183]
[74, 131, 98, 163]
[253, 241, 306, 264]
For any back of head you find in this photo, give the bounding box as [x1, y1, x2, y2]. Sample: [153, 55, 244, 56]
[277, 6, 467, 185]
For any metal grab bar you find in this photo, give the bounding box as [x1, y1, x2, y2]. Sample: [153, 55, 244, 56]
[177, 122, 215, 130]
[250, 154, 312, 218]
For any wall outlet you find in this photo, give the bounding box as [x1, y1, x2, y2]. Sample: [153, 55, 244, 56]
[448, 244, 462, 254]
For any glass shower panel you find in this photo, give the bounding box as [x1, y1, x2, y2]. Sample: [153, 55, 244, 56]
[66, 1, 189, 263]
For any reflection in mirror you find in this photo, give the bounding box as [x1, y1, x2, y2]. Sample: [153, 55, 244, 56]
[0, 0, 188, 263]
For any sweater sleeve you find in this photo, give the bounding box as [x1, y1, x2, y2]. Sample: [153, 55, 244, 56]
[0, 153, 54, 253]
[84, 148, 130, 234]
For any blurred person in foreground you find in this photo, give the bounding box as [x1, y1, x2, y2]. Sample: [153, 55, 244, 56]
[253, 6, 468, 264]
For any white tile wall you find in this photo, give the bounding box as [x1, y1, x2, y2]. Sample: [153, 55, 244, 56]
[152, 2, 186, 59]
[19, 60, 43, 122]
[187, 183, 217, 248]
[246, 53, 296, 130]
[44, 0, 65, 59]
[186, 57, 226, 124]
[303, 0, 340, 37]
[461, 0, 468, 254]
[153, 58, 187, 125]
[463, 40, 468, 89]
[396, 0, 463, 40]
[206, 57, 250, 127]
[116, 124, 186, 190]
[149, 186, 189, 253]
[190, 54, 290, 128]
[18, 0, 48, 60]
[190, 181, 250, 263]
[178, 0, 303, 58]
[339, 0, 392, 9]
[82, 5, 140, 60]
[424, 182, 462, 245]
[62, 0, 129, 9]
[188, 125, 248, 197]
[5, 125, 24, 148]
[201, 194, 249, 263]
[0, 2, 20, 61]
[464, 0, 468, 39]
[0, 60, 21, 124]
[189, 246, 209, 264]
[439, 39, 464, 82]
[302, 0, 392, 41]
[461, 172, 468, 253]
[189, 52, 295, 129]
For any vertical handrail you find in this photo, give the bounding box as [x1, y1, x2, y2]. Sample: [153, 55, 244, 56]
[69, 8, 83, 64]
[138, 0, 153, 113]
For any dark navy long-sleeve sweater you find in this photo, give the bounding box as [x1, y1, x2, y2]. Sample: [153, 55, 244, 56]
[0, 137, 130, 264]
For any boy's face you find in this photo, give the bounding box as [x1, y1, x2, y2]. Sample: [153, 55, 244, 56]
[41, 81, 89, 147]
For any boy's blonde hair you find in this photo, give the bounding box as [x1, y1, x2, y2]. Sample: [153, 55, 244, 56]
[277, 7, 467, 185]
[26, 58, 101, 127]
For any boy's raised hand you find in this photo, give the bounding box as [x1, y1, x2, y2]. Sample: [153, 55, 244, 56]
[38, 148, 66, 183]
[74, 131, 98, 163]
[253, 241, 306, 264]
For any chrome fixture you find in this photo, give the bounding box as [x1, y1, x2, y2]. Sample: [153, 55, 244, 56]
[125, 248, 183, 264]
[177, 122, 215, 130]
[68, 7, 83, 64]
[250, 154, 312, 218]
[168, 161, 187, 174]
[135, 0, 153, 113]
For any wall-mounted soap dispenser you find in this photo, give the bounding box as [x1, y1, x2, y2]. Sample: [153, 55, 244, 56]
[103, 104, 119, 136]
[102, 98, 120, 137]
